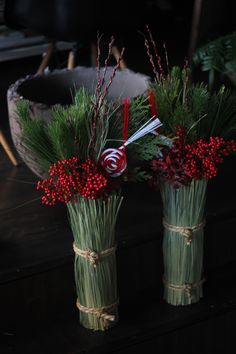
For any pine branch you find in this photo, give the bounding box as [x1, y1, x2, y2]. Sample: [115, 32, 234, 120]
[193, 32, 236, 87]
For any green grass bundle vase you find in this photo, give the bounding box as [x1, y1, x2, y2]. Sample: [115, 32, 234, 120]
[142, 27, 236, 306]
[160, 179, 207, 306]
[67, 194, 123, 331]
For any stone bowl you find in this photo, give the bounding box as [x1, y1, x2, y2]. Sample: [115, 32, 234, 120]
[7, 66, 149, 177]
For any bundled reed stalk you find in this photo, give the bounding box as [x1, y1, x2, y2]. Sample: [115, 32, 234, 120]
[142, 26, 236, 306]
[160, 179, 207, 305]
[67, 194, 123, 330]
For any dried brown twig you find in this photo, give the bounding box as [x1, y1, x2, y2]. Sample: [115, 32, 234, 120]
[90, 35, 125, 157]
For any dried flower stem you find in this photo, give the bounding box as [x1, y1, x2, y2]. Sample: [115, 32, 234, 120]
[144, 38, 159, 81]
[163, 42, 169, 77]
[99, 47, 125, 106]
[182, 64, 189, 105]
[146, 25, 164, 78]
[99, 36, 115, 93]
[90, 38, 125, 158]
[96, 32, 103, 96]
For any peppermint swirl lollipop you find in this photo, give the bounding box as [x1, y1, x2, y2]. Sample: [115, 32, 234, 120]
[100, 117, 162, 178]
[100, 148, 127, 177]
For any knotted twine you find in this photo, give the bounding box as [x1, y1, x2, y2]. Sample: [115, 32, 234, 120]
[73, 242, 118, 327]
[163, 219, 206, 245]
[73, 242, 116, 267]
[163, 278, 206, 304]
[76, 299, 119, 329]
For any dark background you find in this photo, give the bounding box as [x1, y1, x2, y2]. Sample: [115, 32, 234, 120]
[1, 1, 236, 353]
[2, 0, 236, 129]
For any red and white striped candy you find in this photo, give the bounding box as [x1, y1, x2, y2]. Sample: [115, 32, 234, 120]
[100, 148, 127, 177]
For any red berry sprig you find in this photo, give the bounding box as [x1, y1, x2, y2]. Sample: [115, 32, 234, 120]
[183, 137, 236, 179]
[150, 126, 236, 187]
[37, 157, 109, 205]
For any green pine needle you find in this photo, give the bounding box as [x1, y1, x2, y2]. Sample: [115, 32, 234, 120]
[151, 66, 236, 141]
[193, 31, 236, 87]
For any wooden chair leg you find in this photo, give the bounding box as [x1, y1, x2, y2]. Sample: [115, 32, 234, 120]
[0, 130, 18, 166]
[90, 43, 127, 69]
[90, 43, 98, 67]
[112, 46, 127, 70]
[188, 0, 203, 62]
[36, 42, 55, 75]
[67, 50, 76, 70]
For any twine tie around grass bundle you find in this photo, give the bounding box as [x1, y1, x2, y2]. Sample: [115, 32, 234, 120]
[163, 219, 206, 245]
[68, 196, 122, 330]
[163, 278, 206, 304]
[76, 299, 119, 329]
[73, 242, 117, 267]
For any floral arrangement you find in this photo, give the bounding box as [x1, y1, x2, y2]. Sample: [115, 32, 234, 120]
[16, 35, 161, 329]
[151, 125, 236, 187]
[143, 26, 236, 305]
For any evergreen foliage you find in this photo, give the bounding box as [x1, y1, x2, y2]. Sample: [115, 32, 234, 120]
[193, 32, 236, 87]
[17, 87, 158, 180]
[151, 66, 236, 141]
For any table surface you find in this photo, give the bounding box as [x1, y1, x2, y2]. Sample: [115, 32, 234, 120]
[1, 146, 236, 354]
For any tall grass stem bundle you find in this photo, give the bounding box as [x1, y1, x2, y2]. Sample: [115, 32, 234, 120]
[67, 193, 123, 330]
[160, 179, 207, 305]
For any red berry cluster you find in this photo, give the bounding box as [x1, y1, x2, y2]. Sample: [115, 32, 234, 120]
[37, 157, 109, 205]
[151, 126, 236, 187]
[184, 137, 236, 179]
